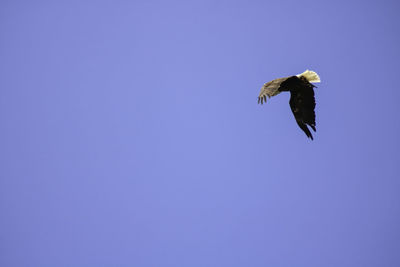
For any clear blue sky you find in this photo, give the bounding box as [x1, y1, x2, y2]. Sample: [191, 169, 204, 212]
[1, 1, 399, 266]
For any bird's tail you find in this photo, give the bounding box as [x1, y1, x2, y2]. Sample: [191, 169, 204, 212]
[297, 70, 321, 83]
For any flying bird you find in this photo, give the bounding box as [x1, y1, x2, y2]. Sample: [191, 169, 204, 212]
[258, 70, 321, 140]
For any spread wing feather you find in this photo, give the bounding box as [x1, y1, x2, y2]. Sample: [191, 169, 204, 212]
[258, 77, 290, 104]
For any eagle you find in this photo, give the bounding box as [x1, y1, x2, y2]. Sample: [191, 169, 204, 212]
[258, 70, 321, 140]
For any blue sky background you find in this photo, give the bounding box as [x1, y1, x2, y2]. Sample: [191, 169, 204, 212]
[1, 1, 399, 266]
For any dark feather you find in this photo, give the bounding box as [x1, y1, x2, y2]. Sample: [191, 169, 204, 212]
[288, 77, 316, 139]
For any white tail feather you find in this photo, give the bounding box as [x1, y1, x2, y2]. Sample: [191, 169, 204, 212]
[296, 70, 321, 83]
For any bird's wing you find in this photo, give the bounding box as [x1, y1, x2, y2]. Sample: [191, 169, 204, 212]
[258, 77, 289, 104]
[288, 78, 316, 140]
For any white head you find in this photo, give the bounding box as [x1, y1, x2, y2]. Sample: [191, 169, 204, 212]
[296, 70, 321, 83]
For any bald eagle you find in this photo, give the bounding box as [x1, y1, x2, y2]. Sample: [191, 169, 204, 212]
[258, 70, 321, 140]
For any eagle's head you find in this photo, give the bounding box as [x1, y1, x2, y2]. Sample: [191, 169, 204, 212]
[296, 70, 321, 83]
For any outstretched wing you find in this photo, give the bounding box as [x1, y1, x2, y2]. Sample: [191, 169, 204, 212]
[288, 78, 316, 140]
[258, 77, 290, 104]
